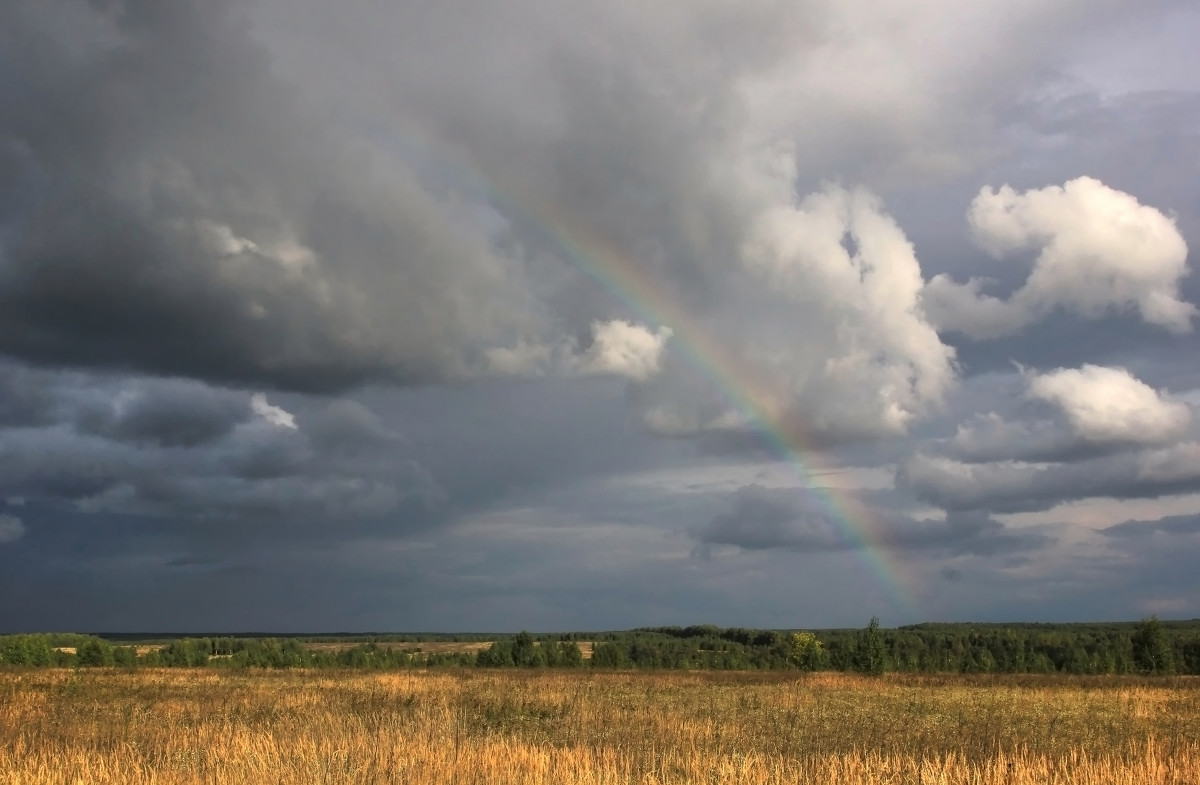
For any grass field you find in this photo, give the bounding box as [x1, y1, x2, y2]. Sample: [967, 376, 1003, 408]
[1, 669, 1197, 784]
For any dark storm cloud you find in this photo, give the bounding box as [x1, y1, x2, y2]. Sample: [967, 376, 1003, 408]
[693, 484, 1051, 556]
[0, 514, 23, 544]
[939, 566, 963, 582]
[305, 400, 401, 455]
[74, 380, 252, 448]
[0, 364, 444, 525]
[0, 364, 56, 427]
[895, 531, 1200, 624]
[0, 1, 542, 392]
[1085, 512, 1200, 617]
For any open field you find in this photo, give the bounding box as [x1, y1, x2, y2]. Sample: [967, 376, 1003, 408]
[302, 640, 496, 655]
[302, 640, 597, 658]
[54, 645, 164, 656]
[1, 669, 1197, 784]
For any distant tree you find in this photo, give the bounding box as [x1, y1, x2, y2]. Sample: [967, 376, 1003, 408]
[0, 636, 30, 666]
[76, 638, 114, 667]
[558, 641, 585, 668]
[476, 640, 515, 668]
[28, 637, 55, 667]
[964, 647, 997, 674]
[112, 646, 138, 668]
[511, 632, 538, 667]
[787, 632, 826, 671]
[761, 630, 785, 648]
[1066, 646, 1092, 675]
[160, 639, 209, 667]
[1131, 616, 1174, 675]
[540, 639, 562, 667]
[590, 642, 629, 669]
[1030, 651, 1055, 674]
[856, 617, 887, 676]
[1179, 637, 1200, 675]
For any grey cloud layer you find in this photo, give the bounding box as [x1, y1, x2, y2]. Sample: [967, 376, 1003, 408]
[2, 0, 1200, 629]
[5, 0, 1184, 446]
[901, 446, 1200, 513]
[694, 484, 1051, 555]
[1104, 512, 1200, 539]
[904, 363, 1200, 513]
[0, 515, 23, 544]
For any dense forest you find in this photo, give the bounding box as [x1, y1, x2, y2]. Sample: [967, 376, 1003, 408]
[2, 617, 1197, 674]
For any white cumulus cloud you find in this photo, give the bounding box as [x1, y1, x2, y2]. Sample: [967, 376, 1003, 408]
[924, 177, 1194, 338]
[1027, 364, 1190, 445]
[738, 182, 958, 434]
[483, 320, 673, 382]
[250, 394, 298, 430]
[578, 320, 674, 382]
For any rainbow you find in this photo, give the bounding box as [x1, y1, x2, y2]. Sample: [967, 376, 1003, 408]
[370, 126, 916, 617]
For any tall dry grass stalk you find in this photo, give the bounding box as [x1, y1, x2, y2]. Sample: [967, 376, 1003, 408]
[1, 669, 1197, 784]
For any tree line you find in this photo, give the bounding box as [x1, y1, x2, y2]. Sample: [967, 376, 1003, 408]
[1, 617, 1196, 674]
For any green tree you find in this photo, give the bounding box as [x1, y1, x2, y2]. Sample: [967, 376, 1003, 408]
[511, 632, 539, 667]
[161, 639, 209, 667]
[112, 646, 138, 668]
[787, 632, 826, 671]
[590, 642, 629, 668]
[476, 640, 515, 668]
[76, 638, 114, 667]
[857, 616, 887, 676]
[1180, 637, 1200, 675]
[0, 636, 30, 666]
[1066, 645, 1092, 675]
[31, 638, 57, 667]
[557, 641, 585, 668]
[1131, 616, 1174, 674]
[540, 639, 562, 667]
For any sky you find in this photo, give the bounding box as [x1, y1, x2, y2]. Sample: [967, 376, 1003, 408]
[1, 0, 1199, 632]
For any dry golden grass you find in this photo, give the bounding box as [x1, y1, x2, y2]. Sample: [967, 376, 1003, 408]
[1, 669, 1197, 784]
